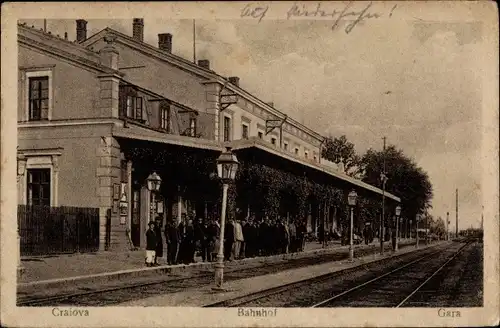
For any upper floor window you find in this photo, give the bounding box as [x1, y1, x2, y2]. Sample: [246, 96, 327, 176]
[271, 137, 277, 146]
[295, 148, 299, 155]
[122, 93, 144, 122]
[223, 116, 231, 142]
[160, 103, 171, 132]
[314, 155, 317, 162]
[29, 76, 49, 121]
[258, 131, 263, 139]
[284, 143, 288, 151]
[242, 124, 249, 139]
[27, 168, 51, 206]
[305, 151, 309, 159]
[189, 117, 197, 137]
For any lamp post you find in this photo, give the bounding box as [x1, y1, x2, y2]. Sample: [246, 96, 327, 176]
[214, 147, 239, 290]
[347, 190, 357, 261]
[394, 205, 401, 251]
[416, 213, 420, 248]
[146, 172, 162, 221]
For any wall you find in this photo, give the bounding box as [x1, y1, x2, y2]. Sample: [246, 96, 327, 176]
[18, 124, 112, 208]
[18, 45, 101, 121]
[222, 101, 321, 162]
[92, 40, 207, 114]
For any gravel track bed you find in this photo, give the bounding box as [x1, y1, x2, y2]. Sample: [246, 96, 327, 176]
[224, 242, 463, 307]
[402, 241, 483, 307]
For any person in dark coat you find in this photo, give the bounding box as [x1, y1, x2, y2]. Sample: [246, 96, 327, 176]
[242, 219, 252, 258]
[183, 219, 196, 264]
[164, 218, 180, 265]
[296, 221, 307, 252]
[224, 218, 235, 261]
[145, 221, 157, 267]
[154, 217, 164, 265]
[194, 218, 206, 261]
[259, 219, 270, 256]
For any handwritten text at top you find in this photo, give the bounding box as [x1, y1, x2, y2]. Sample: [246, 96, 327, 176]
[239, 2, 396, 34]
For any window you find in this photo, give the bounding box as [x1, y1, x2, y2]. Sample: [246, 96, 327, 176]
[305, 151, 309, 159]
[135, 97, 143, 120]
[29, 76, 49, 120]
[258, 131, 263, 139]
[27, 169, 51, 206]
[314, 155, 317, 162]
[126, 96, 134, 118]
[160, 103, 171, 131]
[124, 95, 143, 120]
[284, 143, 288, 151]
[242, 124, 249, 139]
[271, 137, 277, 146]
[295, 148, 299, 155]
[223, 116, 231, 142]
[189, 117, 197, 137]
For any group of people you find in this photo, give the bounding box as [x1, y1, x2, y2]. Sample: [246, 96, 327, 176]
[144, 214, 309, 266]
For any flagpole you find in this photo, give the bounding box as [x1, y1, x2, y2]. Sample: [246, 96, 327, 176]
[193, 19, 196, 63]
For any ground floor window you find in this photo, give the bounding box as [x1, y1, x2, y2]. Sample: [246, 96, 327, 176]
[27, 168, 51, 206]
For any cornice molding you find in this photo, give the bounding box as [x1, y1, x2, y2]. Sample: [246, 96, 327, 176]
[18, 35, 120, 76]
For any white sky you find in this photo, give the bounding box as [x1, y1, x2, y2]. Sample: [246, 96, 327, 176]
[22, 8, 485, 230]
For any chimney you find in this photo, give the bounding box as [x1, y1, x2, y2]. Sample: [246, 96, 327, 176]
[267, 102, 274, 107]
[132, 18, 144, 42]
[228, 76, 240, 87]
[76, 19, 87, 42]
[198, 59, 210, 70]
[158, 33, 172, 53]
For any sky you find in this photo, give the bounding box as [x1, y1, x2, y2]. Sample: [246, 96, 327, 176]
[21, 4, 486, 230]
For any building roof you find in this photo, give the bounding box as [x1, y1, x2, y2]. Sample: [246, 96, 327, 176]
[229, 137, 401, 202]
[82, 26, 324, 143]
[18, 23, 122, 76]
[113, 125, 225, 152]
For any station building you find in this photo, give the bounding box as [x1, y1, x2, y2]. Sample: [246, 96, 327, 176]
[17, 19, 400, 252]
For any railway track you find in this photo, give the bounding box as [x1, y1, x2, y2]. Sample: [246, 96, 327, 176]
[18, 241, 415, 306]
[204, 240, 472, 308]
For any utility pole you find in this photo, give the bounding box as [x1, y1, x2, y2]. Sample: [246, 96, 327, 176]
[380, 136, 387, 255]
[456, 189, 459, 237]
[446, 211, 449, 241]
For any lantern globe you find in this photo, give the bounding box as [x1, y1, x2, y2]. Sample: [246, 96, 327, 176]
[395, 205, 402, 217]
[216, 147, 239, 182]
[146, 172, 162, 192]
[347, 190, 357, 206]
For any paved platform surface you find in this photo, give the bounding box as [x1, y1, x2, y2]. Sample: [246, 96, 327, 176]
[19, 239, 382, 283]
[119, 241, 446, 307]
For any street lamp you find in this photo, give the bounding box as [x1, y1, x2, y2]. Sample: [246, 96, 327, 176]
[347, 190, 357, 261]
[146, 172, 162, 221]
[395, 205, 401, 251]
[416, 213, 420, 248]
[214, 147, 239, 290]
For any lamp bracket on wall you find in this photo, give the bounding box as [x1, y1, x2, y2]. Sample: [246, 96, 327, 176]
[265, 115, 287, 135]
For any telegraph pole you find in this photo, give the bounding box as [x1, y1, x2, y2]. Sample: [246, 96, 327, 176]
[446, 211, 449, 241]
[380, 136, 387, 255]
[456, 189, 459, 237]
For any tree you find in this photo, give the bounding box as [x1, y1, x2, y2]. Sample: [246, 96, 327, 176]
[321, 135, 362, 177]
[359, 145, 433, 222]
[430, 216, 446, 238]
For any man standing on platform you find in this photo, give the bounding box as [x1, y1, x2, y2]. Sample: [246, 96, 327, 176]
[165, 218, 180, 265]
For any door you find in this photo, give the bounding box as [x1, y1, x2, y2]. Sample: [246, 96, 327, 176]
[131, 189, 141, 247]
